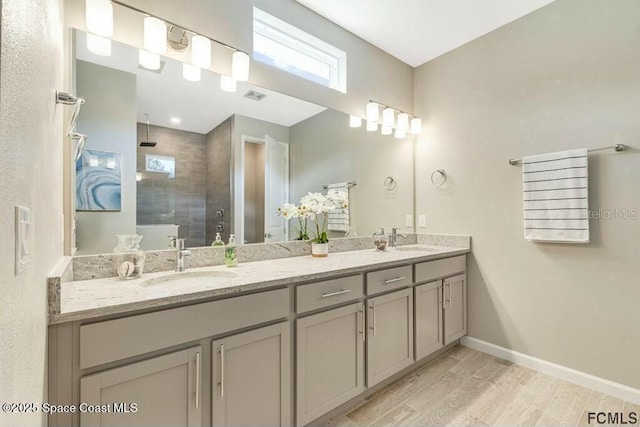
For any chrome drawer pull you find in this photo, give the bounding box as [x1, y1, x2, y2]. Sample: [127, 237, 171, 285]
[194, 352, 201, 409]
[321, 289, 352, 298]
[384, 276, 406, 284]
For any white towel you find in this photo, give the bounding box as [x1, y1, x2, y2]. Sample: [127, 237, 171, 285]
[522, 148, 589, 243]
[327, 182, 350, 232]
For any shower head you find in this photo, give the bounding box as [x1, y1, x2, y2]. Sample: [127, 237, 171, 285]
[140, 114, 157, 147]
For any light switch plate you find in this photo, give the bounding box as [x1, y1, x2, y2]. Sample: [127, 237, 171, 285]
[405, 214, 413, 227]
[419, 214, 427, 228]
[15, 205, 32, 275]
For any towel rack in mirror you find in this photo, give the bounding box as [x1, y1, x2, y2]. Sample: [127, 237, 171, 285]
[322, 181, 357, 190]
[508, 144, 626, 165]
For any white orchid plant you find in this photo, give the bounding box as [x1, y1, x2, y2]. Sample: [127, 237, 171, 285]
[278, 190, 349, 243]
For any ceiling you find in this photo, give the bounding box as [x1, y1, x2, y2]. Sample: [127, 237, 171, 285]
[75, 33, 326, 134]
[296, 0, 556, 67]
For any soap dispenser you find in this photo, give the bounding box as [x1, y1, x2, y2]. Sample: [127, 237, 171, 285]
[225, 234, 238, 267]
[212, 232, 225, 247]
[373, 228, 388, 251]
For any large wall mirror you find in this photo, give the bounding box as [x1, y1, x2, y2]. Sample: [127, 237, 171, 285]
[71, 30, 414, 255]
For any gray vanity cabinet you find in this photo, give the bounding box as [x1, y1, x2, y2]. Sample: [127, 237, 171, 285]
[366, 288, 414, 387]
[414, 281, 444, 360]
[79, 346, 202, 427]
[444, 274, 467, 344]
[211, 322, 291, 427]
[296, 302, 365, 426]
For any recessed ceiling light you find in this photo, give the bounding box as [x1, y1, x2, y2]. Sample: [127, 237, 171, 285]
[170, 117, 181, 124]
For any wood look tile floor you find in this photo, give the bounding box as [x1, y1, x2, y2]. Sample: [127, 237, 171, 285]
[326, 346, 637, 427]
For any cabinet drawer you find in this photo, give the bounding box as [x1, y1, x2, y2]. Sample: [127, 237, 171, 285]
[80, 288, 289, 369]
[415, 255, 466, 284]
[297, 275, 363, 314]
[366, 265, 413, 295]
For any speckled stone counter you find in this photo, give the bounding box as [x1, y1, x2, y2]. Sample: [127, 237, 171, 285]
[51, 240, 470, 324]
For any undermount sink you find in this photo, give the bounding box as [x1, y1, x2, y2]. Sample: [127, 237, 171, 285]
[394, 246, 438, 252]
[141, 270, 237, 286]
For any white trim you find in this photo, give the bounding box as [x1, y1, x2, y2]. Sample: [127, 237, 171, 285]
[461, 336, 640, 404]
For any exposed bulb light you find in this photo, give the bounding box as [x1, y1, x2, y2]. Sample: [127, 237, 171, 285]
[366, 120, 378, 132]
[191, 35, 211, 68]
[220, 75, 237, 92]
[397, 113, 409, 132]
[139, 49, 160, 70]
[381, 126, 392, 136]
[231, 51, 250, 82]
[382, 108, 395, 127]
[366, 102, 379, 122]
[410, 117, 423, 134]
[86, 33, 111, 56]
[144, 17, 167, 54]
[182, 63, 201, 82]
[170, 117, 181, 124]
[394, 128, 406, 139]
[86, 0, 113, 38]
[349, 115, 362, 128]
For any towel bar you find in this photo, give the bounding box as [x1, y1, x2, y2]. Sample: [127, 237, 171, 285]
[508, 144, 626, 165]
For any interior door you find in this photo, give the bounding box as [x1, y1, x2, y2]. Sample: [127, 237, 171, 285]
[264, 134, 289, 242]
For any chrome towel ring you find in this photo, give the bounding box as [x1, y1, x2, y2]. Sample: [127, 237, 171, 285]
[430, 169, 447, 186]
[384, 176, 397, 191]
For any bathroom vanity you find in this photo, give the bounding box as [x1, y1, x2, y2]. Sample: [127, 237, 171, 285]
[48, 242, 469, 427]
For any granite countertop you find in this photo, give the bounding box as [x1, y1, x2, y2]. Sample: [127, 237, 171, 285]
[51, 244, 470, 324]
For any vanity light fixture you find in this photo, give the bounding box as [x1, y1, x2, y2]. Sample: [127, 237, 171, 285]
[182, 63, 201, 82]
[349, 115, 362, 128]
[86, 0, 113, 38]
[232, 51, 250, 81]
[144, 17, 167, 54]
[220, 75, 237, 92]
[191, 35, 211, 68]
[381, 126, 393, 136]
[410, 117, 423, 134]
[366, 120, 378, 132]
[86, 33, 112, 56]
[397, 113, 409, 132]
[366, 101, 379, 122]
[139, 49, 160, 70]
[364, 99, 422, 137]
[382, 108, 395, 128]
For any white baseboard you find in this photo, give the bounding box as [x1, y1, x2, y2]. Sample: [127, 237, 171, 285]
[461, 336, 640, 405]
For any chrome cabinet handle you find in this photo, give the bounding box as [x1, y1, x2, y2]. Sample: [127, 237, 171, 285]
[194, 352, 201, 409]
[321, 289, 352, 298]
[369, 302, 376, 336]
[444, 282, 451, 308]
[219, 344, 225, 398]
[384, 276, 406, 284]
[358, 306, 365, 342]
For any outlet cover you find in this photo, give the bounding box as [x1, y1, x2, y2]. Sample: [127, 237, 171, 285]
[405, 214, 413, 227]
[419, 214, 427, 228]
[15, 205, 32, 275]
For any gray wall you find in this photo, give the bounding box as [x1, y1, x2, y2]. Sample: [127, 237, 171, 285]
[75, 61, 137, 255]
[137, 124, 207, 247]
[290, 109, 414, 237]
[0, 0, 65, 425]
[206, 118, 233, 244]
[414, 0, 640, 388]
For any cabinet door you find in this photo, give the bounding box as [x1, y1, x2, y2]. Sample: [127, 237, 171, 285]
[415, 281, 444, 360]
[296, 303, 365, 426]
[80, 346, 202, 427]
[444, 274, 467, 344]
[211, 322, 290, 427]
[367, 289, 414, 387]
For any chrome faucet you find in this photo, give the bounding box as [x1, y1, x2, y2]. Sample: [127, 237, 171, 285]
[389, 228, 407, 249]
[169, 237, 191, 272]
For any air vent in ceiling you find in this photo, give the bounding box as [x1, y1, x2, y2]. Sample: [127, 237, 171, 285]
[243, 90, 267, 102]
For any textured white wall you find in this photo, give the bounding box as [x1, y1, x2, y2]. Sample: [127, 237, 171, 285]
[414, 0, 640, 388]
[0, 0, 65, 425]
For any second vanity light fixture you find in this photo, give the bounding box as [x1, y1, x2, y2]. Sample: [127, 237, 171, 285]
[85, 0, 251, 92]
[350, 100, 422, 138]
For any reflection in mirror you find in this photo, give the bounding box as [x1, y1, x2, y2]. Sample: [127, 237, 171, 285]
[72, 30, 414, 255]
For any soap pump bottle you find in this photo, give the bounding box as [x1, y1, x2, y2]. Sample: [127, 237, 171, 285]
[225, 234, 238, 267]
[212, 232, 225, 247]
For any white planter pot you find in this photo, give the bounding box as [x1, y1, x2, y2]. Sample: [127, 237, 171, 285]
[311, 242, 329, 258]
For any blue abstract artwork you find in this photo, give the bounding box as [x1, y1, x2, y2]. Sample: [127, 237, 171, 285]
[76, 149, 122, 211]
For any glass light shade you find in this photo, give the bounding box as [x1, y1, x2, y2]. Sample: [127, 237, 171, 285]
[86, 33, 111, 56]
[220, 75, 237, 92]
[144, 17, 167, 54]
[349, 115, 362, 128]
[191, 35, 211, 68]
[366, 120, 377, 132]
[366, 102, 379, 122]
[381, 126, 392, 135]
[86, 0, 113, 37]
[410, 117, 423, 134]
[394, 128, 406, 139]
[182, 64, 201, 82]
[382, 108, 395, 127]
[397, 113, 409, 132]
[139, 50, 160, 70]
[231, 51, 250, 81]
